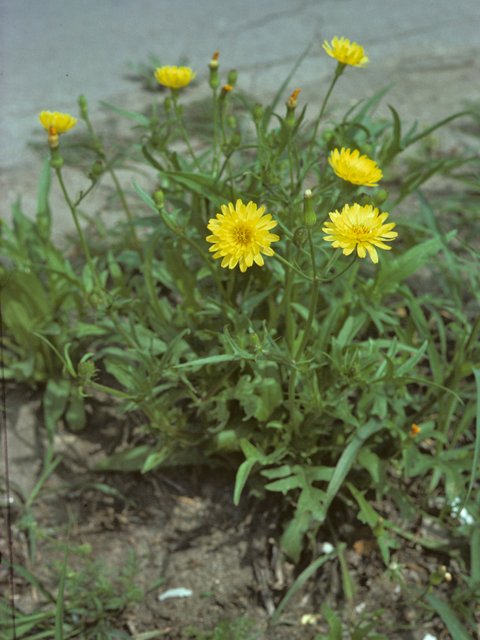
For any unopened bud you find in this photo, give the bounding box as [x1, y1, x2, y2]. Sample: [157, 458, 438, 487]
[253, 103, 264, 125]
[303, 189, 316, 228]
[227, 69, 238, 87]
[285, 89, 301, 128]
[429, 566, 448, 586]
[78, 94, 89, 119]
[209, 51, 220, 89]
[209, 50, 219, 69]
[219, 84, 232, 101]
[286, 89, 301, 109]
[293, 226, 308, 247]
[357, 193, 371, 206]
[153, 189, 165, 210]
[372, 189, 389, 207]
[230, 133, 242, 148]
[409, 424, 421, 439]
[248, 333, 260, 347]
[88, 160, 104, 181]
[227, 115, 237, 130]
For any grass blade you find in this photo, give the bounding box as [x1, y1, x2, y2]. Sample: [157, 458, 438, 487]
[425, 594, 472, 640]
[270, 550, 336, 625]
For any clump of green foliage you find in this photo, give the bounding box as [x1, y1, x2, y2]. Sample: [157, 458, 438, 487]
[1, 41, 479, 637]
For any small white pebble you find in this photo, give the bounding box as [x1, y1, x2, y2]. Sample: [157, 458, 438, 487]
[321, 542, 334, 554]
[158, 588, 193, 601]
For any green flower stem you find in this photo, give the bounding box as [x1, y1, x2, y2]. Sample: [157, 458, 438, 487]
[172, 96, 202, 171]
[73, 181, 97, 207]
[319, 251, 357, 282]
[81, 111, 141, 253]
[54, 167, 102, 291]
[219, 99, 236, 201]
[287, 131, 295, 190]
[289, 229, 319, 430]
[305, 68, 343, 168]
[211, 87, 219, 175]
[272, 253, 313, 283]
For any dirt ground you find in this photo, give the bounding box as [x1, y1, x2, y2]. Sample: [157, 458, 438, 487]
[1, 385, 472, 640]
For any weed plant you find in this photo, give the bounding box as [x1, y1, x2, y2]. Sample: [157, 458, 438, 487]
[1, 37, 480, 638]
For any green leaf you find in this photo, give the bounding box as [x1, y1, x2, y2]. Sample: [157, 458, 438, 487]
[95, 446, 151, 472]
[321, 603, 342, 640]
[464, 365, 480, 507]
[159, 170, 239, 207]
[233, 458, 257, 506]
[271, 549, 336, 624]
[323, 420, 384, 519]
[65, 386, 86, 431]
[44, 378, 71, 438]
[425, 594, 473, 640]
[99, 101, 151, 125]
[373, 231, 456, 296]
[347, 483, 381, 529]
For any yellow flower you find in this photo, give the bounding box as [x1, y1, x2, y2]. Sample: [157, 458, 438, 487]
[322, 203, 397, 263]
[322, 37, 369, 68]
[329, 148, 382, 187]
[409, 424, 421, 438]
[39, 111, 77, 135]
[153, 66, 196, 89]
[207, 200, 280, 272]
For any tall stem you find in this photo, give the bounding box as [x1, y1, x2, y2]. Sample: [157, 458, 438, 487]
[305, 69, 343, 168]
[288, 229, 319, 431]
[172, 96, 202, 171]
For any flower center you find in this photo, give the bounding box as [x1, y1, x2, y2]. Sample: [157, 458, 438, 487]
[232, 223, 254, 247]
[352, 223, 372, 240]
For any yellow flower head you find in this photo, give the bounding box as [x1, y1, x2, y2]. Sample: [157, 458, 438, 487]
[39, 111, 77, 135]
[323, 37, 369, 68]
[329, 148, 383, 187]
[322, 203, 397, 263]
[154, 66, 196, 89]
[207, 200, 280, 272]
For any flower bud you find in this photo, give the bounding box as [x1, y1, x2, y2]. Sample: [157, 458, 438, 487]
[357, 193, 371, 206]
[429, 566, 448, 586]
[286, 89, 300, 109]
[293, 226, 309, 247]
[248, 333, 260, 348]
[303, 189, 317, 228]
[409, 424, 421, 439]
[78, 94, 89, 119]
[88, 160, 104, 181]
[227, 115, 237, 130]
[219, 84, 232, 101]
[227, 69, 238, 87]
[253, 103, 264, 125]
[231, 133, 242, 148]
[372, 189, 389, 207]
[285, 89, 300, 128]
[153, 188, 165, 210]
[209, 51, 220, 90]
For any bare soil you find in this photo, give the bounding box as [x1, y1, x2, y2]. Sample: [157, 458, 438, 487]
[1, 386, 472, 640]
